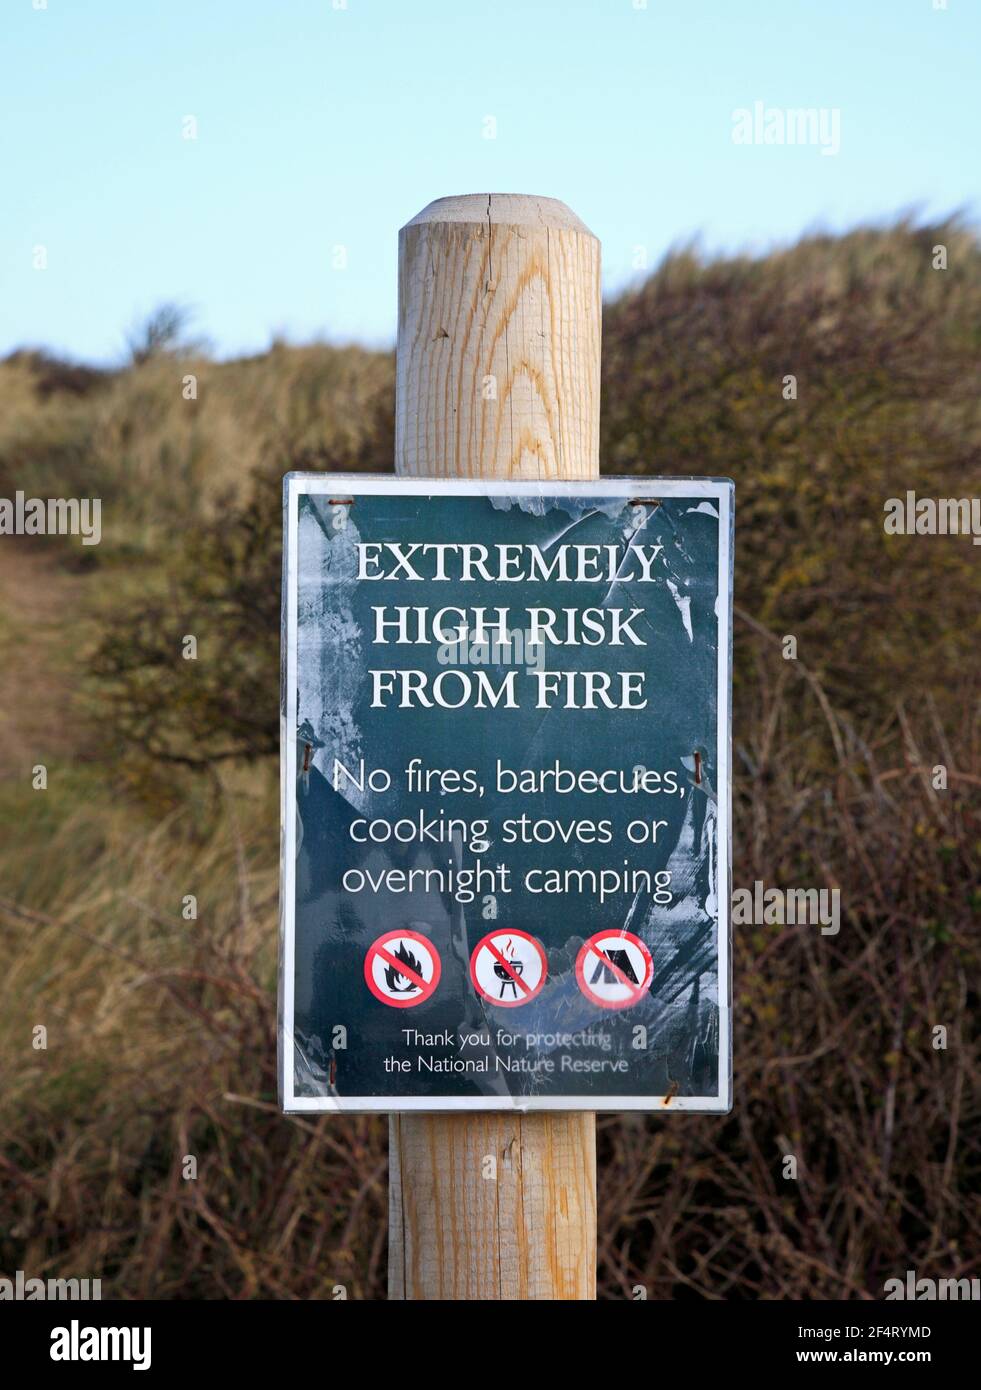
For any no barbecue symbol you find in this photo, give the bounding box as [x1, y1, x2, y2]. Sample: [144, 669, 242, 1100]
[470, 928, 547, 1008]
[364, 929, 441, 1008]
[575, 929, 653, 1010]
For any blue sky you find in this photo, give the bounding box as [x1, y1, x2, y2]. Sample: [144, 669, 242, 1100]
[2, 0, 978, 363]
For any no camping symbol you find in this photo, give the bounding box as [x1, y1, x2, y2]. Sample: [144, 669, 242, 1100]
[470, 929, 547, 1008]
[575, 930, 653, 1010]
[364, 929, 441, 1008]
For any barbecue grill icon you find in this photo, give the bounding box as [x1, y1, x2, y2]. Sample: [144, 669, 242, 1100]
[469, 930, 548, 1009]
[493, 952, 524, 998]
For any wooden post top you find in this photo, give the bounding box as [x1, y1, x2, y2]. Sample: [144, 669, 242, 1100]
[403, 193, 596, 237]
[395, 191, 602, 481]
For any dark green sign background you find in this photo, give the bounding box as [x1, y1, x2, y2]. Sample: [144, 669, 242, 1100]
[283, 481, 731, 1110]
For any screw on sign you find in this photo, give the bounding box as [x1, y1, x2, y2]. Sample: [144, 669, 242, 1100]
[575, 929, 653, 1010]
[470, 928, 547, 1008]
[364, 929, 441, 1008]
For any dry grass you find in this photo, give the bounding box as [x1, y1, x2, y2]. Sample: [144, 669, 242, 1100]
[0, 342, 393, 550]
[599, 681, 979, 1299]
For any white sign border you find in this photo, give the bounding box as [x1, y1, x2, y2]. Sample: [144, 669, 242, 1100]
[280, 473, 733, 1114]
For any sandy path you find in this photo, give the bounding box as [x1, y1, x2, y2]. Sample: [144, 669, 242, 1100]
[0, 542, 85, 780]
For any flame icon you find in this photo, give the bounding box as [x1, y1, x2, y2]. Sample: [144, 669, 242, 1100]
[384, 939, 422, 993]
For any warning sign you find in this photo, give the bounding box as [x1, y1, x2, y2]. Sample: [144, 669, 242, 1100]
[575, 930, 653, 1010]
[470, 929, 547, 1008]
[280, 475, 733, 1113]
[364, 930, 441, 1008]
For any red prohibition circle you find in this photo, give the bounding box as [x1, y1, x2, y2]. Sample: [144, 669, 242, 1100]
[575, 929, 653, 1011]
[469, 928, 547, 1008]
[364, 929, 441, 1008]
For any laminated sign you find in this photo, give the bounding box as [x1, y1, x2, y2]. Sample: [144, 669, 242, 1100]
[280, 475, 733, 1112]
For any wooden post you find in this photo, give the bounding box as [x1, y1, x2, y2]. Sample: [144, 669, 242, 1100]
[389, 193, 601, 1300]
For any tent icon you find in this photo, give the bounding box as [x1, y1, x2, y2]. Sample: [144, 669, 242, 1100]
[590, 948, 639, 986]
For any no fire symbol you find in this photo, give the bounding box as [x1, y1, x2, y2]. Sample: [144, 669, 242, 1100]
[364, 929, 441, 1008]
[575, 930, 653, 1010]
[470, 929, 547, 1008]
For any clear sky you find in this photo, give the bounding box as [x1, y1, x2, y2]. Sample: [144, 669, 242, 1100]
[3, 0, 978, 363]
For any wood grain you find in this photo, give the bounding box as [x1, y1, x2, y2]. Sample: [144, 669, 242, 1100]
[390, 193, 600, 1301]
[396, 193, 601, 480]
[389, 1112, 596, 1300]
